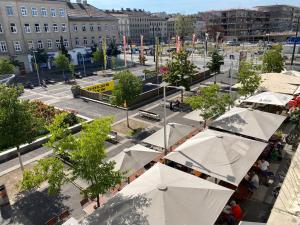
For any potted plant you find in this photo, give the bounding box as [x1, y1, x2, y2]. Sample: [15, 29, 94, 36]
[71, 84, 81, 98]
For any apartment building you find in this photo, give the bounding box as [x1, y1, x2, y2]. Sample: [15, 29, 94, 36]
[167, 17, 176, 41]
[149, 16, 168, 43]
[67, 1, 118, 48]
[109, 11, 130, 41]
[0, 0, 70, 72]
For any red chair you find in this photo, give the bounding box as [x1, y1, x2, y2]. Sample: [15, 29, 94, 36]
[44, 217, 58, 225]
[80, 198, 89, 207]
[59, 210, 70, 221]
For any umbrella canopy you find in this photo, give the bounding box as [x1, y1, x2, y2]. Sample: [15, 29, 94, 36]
[164, 129, 267, 186]
[82, 163, 234, 225]
[243, 91, 293, 106]
[108, 144, 161, 177]
[142, 123, 196, 149]
[209, 107, 286, 141]
[183, 109, 204, 122]
[281, 70, 300, 77]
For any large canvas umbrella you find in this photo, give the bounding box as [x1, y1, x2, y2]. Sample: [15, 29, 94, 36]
[183, 109, 204, 122]
[209, 107, 286, 141]
[142, 123, 196, 149]
[82, 163, 233, 225]
[108, 144, 161, 177]
[165, 129, 267, 186]
[243, 91, 293, 106]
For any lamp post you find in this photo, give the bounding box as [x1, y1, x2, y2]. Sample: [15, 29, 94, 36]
[32, 50, 41, 86]
[146, 82, 185, 155]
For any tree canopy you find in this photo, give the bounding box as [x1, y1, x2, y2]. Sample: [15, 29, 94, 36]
[112, 70, 142, 106]
[164, 51, 197, 91]
[0, 59, 15, 75]
[175, 15, 195, 41]
[0, 85, 41, 170]
[185, 84, 232, 127]
[54, 53, 70, 78]
[20, 115, 123, 207]
[107, 39, 121, 57]
[207, 49, 224, 74]
[237, 61, 261, 97]
[262, 47, 284, 73]
[93, 48, 105, 68]
[32, 49, 49, 65]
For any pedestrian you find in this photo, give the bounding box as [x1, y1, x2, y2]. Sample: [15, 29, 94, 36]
[170, 101, 173, 111]
[229, 200, 243, 221]
[41, 79, 47, 88]
[258, 158, 270, 176]
[246, 171, 259, 191]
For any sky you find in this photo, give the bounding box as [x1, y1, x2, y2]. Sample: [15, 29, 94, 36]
[87, 0, 300, 14]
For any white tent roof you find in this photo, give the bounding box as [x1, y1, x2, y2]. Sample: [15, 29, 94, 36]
[281, 70, 300, 77]
[142, 123, 196, 149]
[164, 129, 267, 186]
[209, 107, 286, 141]
[258, 73, 300, 95]
[243, 91, 293, 106]
[183, 109, 204, 122]
[239, 222, 266, 225]
[82, 163, 234, 225]
[108, 144, 161, 177]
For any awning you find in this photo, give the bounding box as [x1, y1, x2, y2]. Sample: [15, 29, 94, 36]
[243, 91, 293, 106]
[267, 144, 300, 225]
[183, 109, 204, 122]
[82, 163, 234, 225]
[108, 144, 161, 177]
[164, 129, 267, 186]
[142, 123, 196, 149]
[209, 107, 286, 141]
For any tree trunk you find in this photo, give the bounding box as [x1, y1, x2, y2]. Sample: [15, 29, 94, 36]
[214, 73, 217, 84]
[126, 108, 130, 128]
[203, 120, 207, 129]
[96, 195, 100, 208]
[181, 90, 184, 103]
[17, 146, 24, 172]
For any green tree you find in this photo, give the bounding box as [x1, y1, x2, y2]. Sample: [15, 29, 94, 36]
[237, 61, 261, 97]
[0, 85, 40, 171]
[59, 36, 70, 59]
[69, 63, 75, 79]
[107, 38, 121, 57]
[175, 15, 195, 42]
[92, 48, 104, 69]
[20, 115, 123, 207]
[207, 49, 224, 84]
[112, 70, 142, 127]
[0, 59, 15, 75]
[262, 47, 284, 73]
[102, 39, 107, 70]
[164, 51, 197, 92]
[185, 84, 232, 127]
[33, 49, 48, 65]
[54, 53, 70, 80]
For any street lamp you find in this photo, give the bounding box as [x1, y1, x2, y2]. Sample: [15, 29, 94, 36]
[146, 82, 185, 155]
[32, 50, 41, 86]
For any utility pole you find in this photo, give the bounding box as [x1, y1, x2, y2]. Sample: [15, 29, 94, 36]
[291, 16, 300, 67]
[153, 25, 156, 62]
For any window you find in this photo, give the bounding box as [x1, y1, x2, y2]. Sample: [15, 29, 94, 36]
[105, 24, 108, 31]
[73, 24, 78, 32]
[53, 24, 58, 32]
[37, 40, 43, 49]
[35, 24, 41, 33]
[50, 8, 56, 17]
[10, 23, 17, 33]
[91, 37, 95, 44]
[0, 41, 8, 52]
[61, 24, 66, 32]
[97, 24, 101, 31]
[27, 40, 34, 50]
[59, 8, 65, 17]
[47, 39, 52, 49]
[24, 24, 31, 33]
[83, 37, 88, 45]
[90, 24, 94, 31]
[44, 24, 49, 32]
[13, 41, 21, 52]
[63, 39, 69, 48]
[41, 8, 47, 17]
[75, 38, 80, 46]
[20, 7, 27, 16]
[82, 24, 86, 32]
[32, 7, 38, 16]
[0, 24, 3, 33]
[6, 6, 13, 16]
[55, 40, 60, 48]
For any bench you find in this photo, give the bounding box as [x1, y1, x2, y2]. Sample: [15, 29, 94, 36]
[138, 110, 160, 121]
[107, 131, 118, 143]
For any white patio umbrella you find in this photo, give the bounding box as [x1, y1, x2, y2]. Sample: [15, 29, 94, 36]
[243, 91, 293, 106]
[282, 70, 300, 77]
[82, 163, 234, 225]
[209, 107, 286, 141]
[164, 129, 267, 186]
[183, 109, 204, 122]
[142, 123, 196, 149]
[108, 144, 161, 177]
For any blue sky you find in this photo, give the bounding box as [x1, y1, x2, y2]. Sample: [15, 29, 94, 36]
[87, 0, 300, 13]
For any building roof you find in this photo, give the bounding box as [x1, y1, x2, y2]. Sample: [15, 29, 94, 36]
[66, 2, 116, 21]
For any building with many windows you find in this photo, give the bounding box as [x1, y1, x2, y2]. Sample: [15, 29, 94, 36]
[67, 1, 118, 49]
